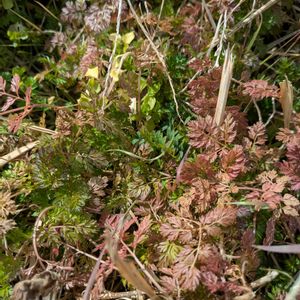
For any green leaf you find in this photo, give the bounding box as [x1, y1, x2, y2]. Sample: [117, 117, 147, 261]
[141, 82, 161, 114]
[122, 31, 135, 45]
[85, 66, 98, 79]
[2, 0, 13, 9]
[141, 95, 156, 113]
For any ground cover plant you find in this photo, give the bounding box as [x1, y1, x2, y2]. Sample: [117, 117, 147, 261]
[0, 0, 300, 299]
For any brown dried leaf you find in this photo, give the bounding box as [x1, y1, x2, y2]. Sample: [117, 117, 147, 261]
[279, 79, 293, 128]
[106, 236, 157, 299]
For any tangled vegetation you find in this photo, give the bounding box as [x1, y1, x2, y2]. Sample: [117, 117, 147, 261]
[0, 0, 300, 299]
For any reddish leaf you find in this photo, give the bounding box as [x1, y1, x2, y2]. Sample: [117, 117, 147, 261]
[132, 215, 152, 249]
[189, 57, 212, 72]
[263, 216, 276, 246]
[160, 275, 177, 293]
[248, 122, 267, 145]
[242, 80, 279, 100]
[286, 141, 300, 165]
[1, 96, 16, 112]
[179, 154, 215, 184]
[187, 115, 220, 150]
[181, 267, 201, 291]
[261, 191, 282, 210]
[161, 216, 193, 243]
[280, 161, 300, 191]
[220, 145, 246, 180]
[10, 74, 20, 94]
[219, 114, 237, 144]
[241, 229, 255, 251]
[200, 207, 237, 227]
[180, 178, 216, 214]
[8, 114, 23, 133]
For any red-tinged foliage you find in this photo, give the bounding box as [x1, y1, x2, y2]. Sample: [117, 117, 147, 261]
[188, 57, 212, 73]
[286, 141, 300, 164]
[1, 97, 15, 112]
[276, 128, 296, 144]
[263, 215, 276, 246]
[131, 215, 152, 249]
[179, 178, 217, 214]
[279, 161, 300, 191]
[181, 267, 201, 291]
[1, 1, 300, 299]
[241, 228, 256, 251]
[200, 207, 237, 227]
[240, 229, 260, 274]
[242, 80, 279, 100]
[247, 121, 267, 145]
[10, 74, 20, 94]
[179, 154, 215, 184]
[219, 114, 237, 145]
[160, 275, 178, 293]
[220, 145, 246, 180]
[188, 67, 222, 117]
[187, 115, 220, 151]
[160, 215, 193, 243]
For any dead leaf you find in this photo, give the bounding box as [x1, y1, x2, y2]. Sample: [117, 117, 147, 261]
[279, 79, 293, 128]
[253, 244, 300, 253]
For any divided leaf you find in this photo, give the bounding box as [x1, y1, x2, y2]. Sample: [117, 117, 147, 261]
[242, 80, 279, 100]
[187, 115, 220, 151]
[220, 145, 246, 180]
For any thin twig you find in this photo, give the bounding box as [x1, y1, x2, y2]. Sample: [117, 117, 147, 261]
[119, 239, 166, 296]
[98, 290, 144, 299]
[32, 206, 54, 269]
[82, 247, 107, 300]
[264, 98, 276, 126]
[252, 99, 263, 122]
[0, 141, 39, 168]
[230, 0, 280, 35]
[101, 0, 123, 112]
[83, 188, 137, 300]
[202, 0, 216, 30]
